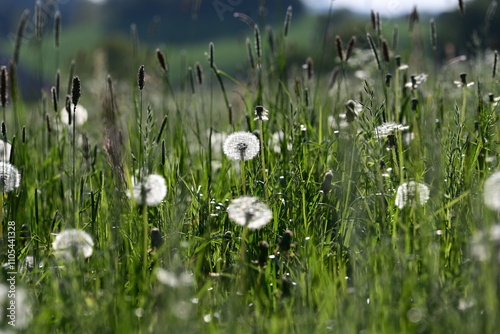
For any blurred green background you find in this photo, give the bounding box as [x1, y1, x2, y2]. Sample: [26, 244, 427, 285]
[0, 0, 498, 100]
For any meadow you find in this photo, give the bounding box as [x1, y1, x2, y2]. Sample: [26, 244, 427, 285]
[1, 2, 500, 333]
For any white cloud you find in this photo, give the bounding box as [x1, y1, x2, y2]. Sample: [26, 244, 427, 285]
[300, 0, 466, 16]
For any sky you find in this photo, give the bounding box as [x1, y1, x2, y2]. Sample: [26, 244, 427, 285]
[300, 0, 463, 16]
[85, 0, 464, 17]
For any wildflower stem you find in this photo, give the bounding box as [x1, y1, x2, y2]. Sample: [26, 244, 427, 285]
[239, 225, 249, 293]
[142, 203, 148, 276]
[240, 160, 247, 195]
[72, 104, 77, 227]
[258, 120, 268, 200]
[460, 85, 467, 128]
[139, 90, 143, 177]
[394, 67, 400, 122]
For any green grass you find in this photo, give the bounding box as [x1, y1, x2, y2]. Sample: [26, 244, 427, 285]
[1, 5, 500, 334]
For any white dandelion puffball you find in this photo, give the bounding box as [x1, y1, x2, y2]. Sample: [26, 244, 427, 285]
[375, 122, 410, 138]
[132, 173, 167, 206]
[227, 196, 272, 229]
[0, 139, 11, 161]
[484, 172, 500, 211]
[223, 131, 260, 161]
[52, 229, 94, 261]
[471, 224, 500, 263]
[0, 161, 21, 193]
[395, 181, 430, 209]
[60, 103, 89, 127]
[156, 268, 194, 288]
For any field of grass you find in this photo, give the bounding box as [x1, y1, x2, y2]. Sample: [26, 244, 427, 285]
[1, 4, 500, 334]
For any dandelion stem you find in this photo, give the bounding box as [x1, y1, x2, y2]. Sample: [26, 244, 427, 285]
[239, 225, 249, 293]
[394, 67, 400, 122]
[460, 85, 467, 128]
[240, 160, 247, 195]
[258, 120, 268, 199]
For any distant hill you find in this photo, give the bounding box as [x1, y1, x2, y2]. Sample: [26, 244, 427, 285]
[100, 0, 306, 43]
[0, 0, 81, 36]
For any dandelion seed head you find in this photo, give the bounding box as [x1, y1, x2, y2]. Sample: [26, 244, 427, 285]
[375, 122, 410, 138]
[269, 131, 292, 153]
[223, 131, 259, 161]
[0, 139, 12, 161]
[60, 103, 88, 127]
[483, 172, 500, 211]
[227, 196, 272, 229]
[156, 268, 194, 288]
[52, 229, 94, 261]
[395, 181, 430, 209]
[404, 73, 427, 89]
[132, 173, 167, 206]
[0, 161, 20, 193]
[471, 224, 500, 263]
[254, 105, 269, 121]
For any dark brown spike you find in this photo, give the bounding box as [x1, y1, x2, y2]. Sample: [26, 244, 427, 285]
[381, 39, 390, 63]
[335, 35, 344, 62]
[458, 0, 465, 15]
[138, 65, 145, 90]
[71, 76, 81, 106]
[0, 66, 8, 108]
[209, 42, 215, 68]
[254, 25, 262, 58]
[156, 48, 168, 72]
[366, 33, 381, 70]
[305, 57, 314, 80]
[55, 69, 60, 102]
[54, 11, 61, 48]
[13, 9, 30, 64]
[195, 62, 203, 85]
[345, 36, 356, 62]
[493, 50, 498, 79]
[51, 86, 57, 113]
[284, 5, 292, 37]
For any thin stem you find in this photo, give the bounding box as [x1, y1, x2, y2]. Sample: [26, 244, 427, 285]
[258, 120, 268, 199]
[139, 90, 143, 178]
[72, 104, 77, 227]
[142, 203, 148, 276]
[240, 160, 247, 195]
[239, 225, 249, 293]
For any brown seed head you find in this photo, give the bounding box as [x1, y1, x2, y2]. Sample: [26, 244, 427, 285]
[156, 48, 167, 72]
[137, 65, 145, 91]
[71, 76, 81, 106]
[345, 36, 356, 62]
[0, 66, 8, 108]
[335, 35, 344, 62]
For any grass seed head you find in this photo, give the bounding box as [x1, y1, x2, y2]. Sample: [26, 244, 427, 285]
[138, 65, 145, 90]
[156, 48, 168, 72]
[71, 76, 81, 106]
[284, 5, 292, 37]
[0, 66, 7, 108]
